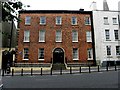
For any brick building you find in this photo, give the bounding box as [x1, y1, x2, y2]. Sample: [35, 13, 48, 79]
[16, 10, 96, 67]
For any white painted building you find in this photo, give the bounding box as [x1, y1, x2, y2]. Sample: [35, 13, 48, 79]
[92, 0, 120, 66]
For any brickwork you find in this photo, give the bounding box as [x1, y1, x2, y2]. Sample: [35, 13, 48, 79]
[16, 10, 95, 64]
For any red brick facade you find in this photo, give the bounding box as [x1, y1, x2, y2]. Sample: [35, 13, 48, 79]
[16, 10, 95, 65]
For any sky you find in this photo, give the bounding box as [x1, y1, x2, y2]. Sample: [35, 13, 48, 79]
[19, 0, 120, 11]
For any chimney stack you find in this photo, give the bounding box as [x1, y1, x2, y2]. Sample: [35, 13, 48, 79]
[103, 0, 109, 11]
[90, 1, 97, 11]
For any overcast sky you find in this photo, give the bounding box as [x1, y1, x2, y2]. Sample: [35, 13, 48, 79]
[19, 0, 120, 11]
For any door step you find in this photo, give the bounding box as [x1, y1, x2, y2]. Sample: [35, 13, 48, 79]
[52, 63, 66, 70]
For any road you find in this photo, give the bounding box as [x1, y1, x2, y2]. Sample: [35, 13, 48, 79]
[2, 71, 119, 89]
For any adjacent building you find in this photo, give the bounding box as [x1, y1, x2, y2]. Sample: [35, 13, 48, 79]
[16, 10, 96, 67]
[92, 0, 120, 66]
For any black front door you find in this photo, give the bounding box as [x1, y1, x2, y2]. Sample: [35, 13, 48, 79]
[53, 48, 64, 64]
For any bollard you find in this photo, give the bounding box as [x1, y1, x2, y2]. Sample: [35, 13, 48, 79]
[21, 69, 23, 76]
[12, 69, 14, 76]
[115, 64, 117, 71]
[89, 66, 91, 73]
[79, 66, 81, 73]
[31, 68, 33, 76]
[41, 68, 42, 76]
[98, 65, 100, 72]
[50, 68, 52, 75]
[70, 67, 72, 74]
[106, 65, 108, 71]
[2, 69, 4, 76]
[60, 67, 62, 75]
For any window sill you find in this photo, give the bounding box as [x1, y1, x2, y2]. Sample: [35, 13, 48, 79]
[73, 59, 79, 61]
[40, 24, 46, 25]
[104, 23, 109, 25]
[106, 40, 111, 41]
[56, 24, 62, 25]
[23, 59, 29, 60]
[107, 56, 113, 58]
[88, 58, 93, 60]
[38, 59, 44, 61]
[85, 24, 91, 25]
[87, 41, 92, 43]
[23, 41, 30, 43]
[71, 24, 78, 26]
[56, 41, 62, 43]
[72, 41, 78, 43]
[113, 23, 118, 25]
[25, 24, 31, 25]
[39, 41, 45, 43]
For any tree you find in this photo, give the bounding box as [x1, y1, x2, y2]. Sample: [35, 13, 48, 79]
[2, 0, 23, 51]
[2, 1, 23, 22]
[0, 0, 23, 70]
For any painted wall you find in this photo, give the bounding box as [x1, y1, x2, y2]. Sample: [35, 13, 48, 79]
[93, 10, 120, 65]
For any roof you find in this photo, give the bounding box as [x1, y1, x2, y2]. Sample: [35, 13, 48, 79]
[19, 10, 92, 14]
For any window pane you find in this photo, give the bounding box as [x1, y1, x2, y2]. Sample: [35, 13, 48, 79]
[73, 48, 78, 60]
[25, 16, 31, 25]
[72, 17, 77, 25]
[85, 17, 91, 25]
[116, 46, 120, 55]
[39, 30, 45, 42]
[39, 48, 44, 59]
[87, 48, 93, 59]
[72, 30, 78, 42]
[105, 30, 110, 40]
[104, 17, 108, 24]
[113, 18, 117, 24]
[56, 30, 62, 42]
[23, 48, 29, 59]
[40, 16, 46, 24]
[56, 16, 62, 25]
[106, 46, 111, 55]
[24, 30, 30, 42]
[114, 30, 119, 40]
[86, 31, 92, 42]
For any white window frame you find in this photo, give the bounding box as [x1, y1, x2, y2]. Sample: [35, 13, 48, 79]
[87, 48, 93, 60]
[112, 17, 118, 25]
[39, 30, 45, 42]
[56, 30, 62, 42]
[25, 16, 31, 25]
[71, 16, 77, 25]
[73, 48, 79, 60]
[116, 46, 120, 56]
[104, 17, 109, 25]
[56, 16, 62, 25]
[23, 48, 29, 60]
[86, 31, 92, 42]
[85, 16, 91, 25]
[40, 16, 46, 25]
[24, 30, 30, 42]
[38, 48, 44, 61]
[114, 30, 119, 40]
[106, 46, 111, 56]
[105, 29, 110, 41]
[72, 30, 78, 42]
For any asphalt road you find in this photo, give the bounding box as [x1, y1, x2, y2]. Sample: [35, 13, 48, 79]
[2, 71, 120, 89]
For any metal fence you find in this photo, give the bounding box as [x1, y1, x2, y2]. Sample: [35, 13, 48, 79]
[1, 65, 120, 76]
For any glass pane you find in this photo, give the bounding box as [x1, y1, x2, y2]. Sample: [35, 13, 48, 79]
[72, 30, 78, 42]
[39, 30, 45, 42]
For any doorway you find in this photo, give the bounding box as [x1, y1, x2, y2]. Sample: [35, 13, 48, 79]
[53, 48, 64, 64]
